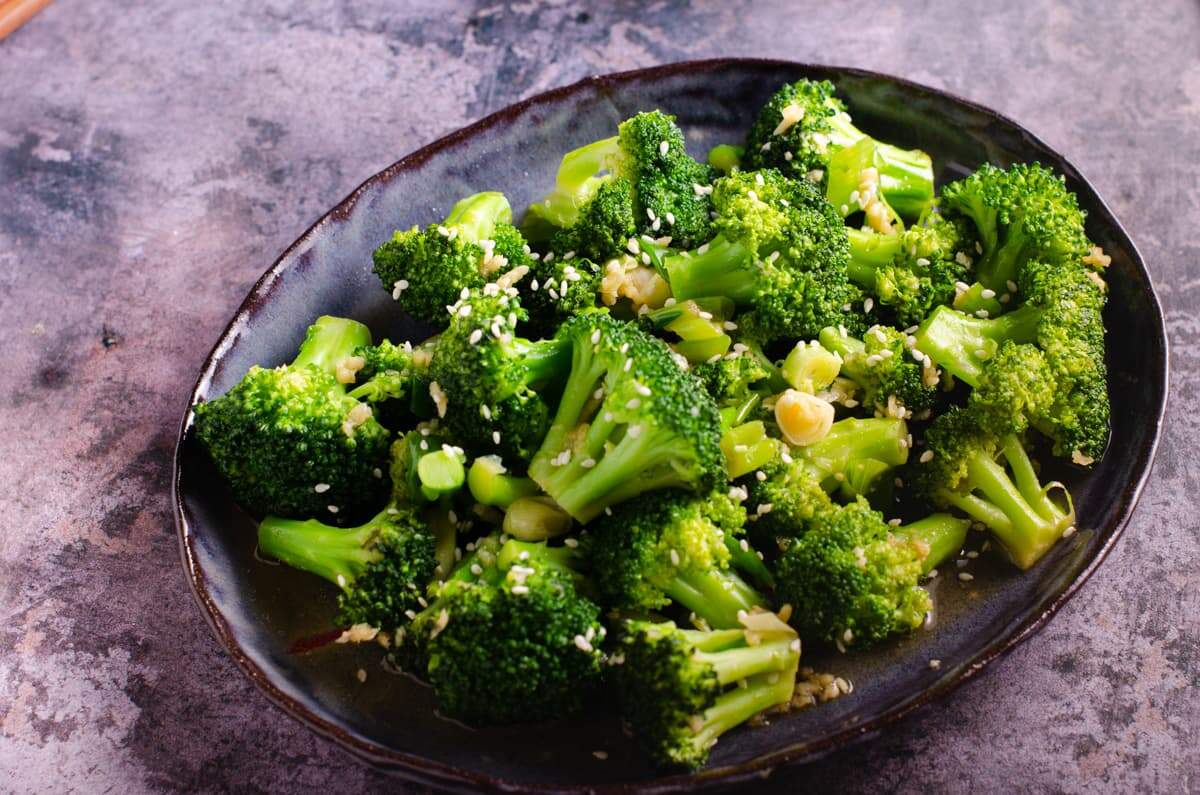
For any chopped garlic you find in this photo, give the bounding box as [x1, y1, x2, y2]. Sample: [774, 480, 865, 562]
[775, 389, 835, 447]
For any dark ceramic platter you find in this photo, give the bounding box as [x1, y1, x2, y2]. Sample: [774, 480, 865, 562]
[173, 59, 1167, 792]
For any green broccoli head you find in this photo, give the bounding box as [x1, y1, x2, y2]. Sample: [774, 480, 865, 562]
[691, 348, 772, 405]
[871, 214, 977, 327]
[914, 406, 1075, 569]
[664, 169, 864, 343]
[615, 111, 718, 249]
[525, 112, 716, 250]
[529, 312, 726, 522]
[1019, 258, 1110, 462]
[195, 316, 391, 519]
[522, 255, 605, 339]
[940, 163, 1090, 292]
[744, 79, 857, 181]
[587, 490, 763, 628]
[739, 451, 834, 549]
[548, 177, 638, 263]
[429, 287, 569, 462]
[256, 498, 438, 631]
[968, 341, 1058, 438]
[372, 192, 531, 327]
[819, 324, 936, 415]
[409, 548, 606, 725]
[615, 619, 800, 770]
[774, 499, 930, 648]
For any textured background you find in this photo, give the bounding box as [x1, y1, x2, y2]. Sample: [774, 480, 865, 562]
[1, 1, 1197, 792]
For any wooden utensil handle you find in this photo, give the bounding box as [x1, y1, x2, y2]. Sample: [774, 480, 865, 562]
[0, 0, 53, 41]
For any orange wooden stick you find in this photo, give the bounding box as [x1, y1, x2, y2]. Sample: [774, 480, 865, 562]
[0, 0, 53, 41]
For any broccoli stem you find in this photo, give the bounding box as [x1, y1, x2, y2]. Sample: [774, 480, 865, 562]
[257, 513, 380, 587]
[417, 449, 465, 501]
[528, 137, 622, 229]
[496, 538, 584, 573]
[895, 514, 970, 574]
[689, 666, 798, 753]
[797, 417, 908, 489]
[664, 236, 755, 303]
[694, 636, 799, 684]
[723, 535, 775, 589]
[707, 143, 744, 174]
[871, 143, 936, 219]
[914, 304, 1042, 387]
[443, 191, 513, 242]
[502, 496, 574, 541]
[939, 436, 1074, 569]
[664, 567, 765, 629]
[290, 316, 373, 375]
[721, 421, 779, 479]
[846, 228, 902, 288]
[467, 456, 538, 508]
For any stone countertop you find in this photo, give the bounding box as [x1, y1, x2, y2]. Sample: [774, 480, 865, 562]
[1, 1, 1196, 791]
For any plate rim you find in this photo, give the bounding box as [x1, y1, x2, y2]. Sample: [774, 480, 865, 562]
[172, 57, 1170, 794]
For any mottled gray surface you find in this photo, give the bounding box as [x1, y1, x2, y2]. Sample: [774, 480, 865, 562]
[0, 1, 1196, 792]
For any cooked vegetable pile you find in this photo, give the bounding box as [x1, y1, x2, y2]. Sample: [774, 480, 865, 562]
[195, 78, 1112, 771]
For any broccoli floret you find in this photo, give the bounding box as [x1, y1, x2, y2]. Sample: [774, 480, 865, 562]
[587, 490, 766, 629]
[528, 313, 725, 522]
[525, 111, 716, 249]
[707, 143, 744, 174]
[546, 177, 638, 263]
[663, 169, 863, 343]
[1019, 258, 1110, 462]
[912, 303, 1043, 386]
[773, 501, 967, 648]
[256, 439, 440, 629]
[399, 538, 606, 724]
[940, 163, 1090, 292]
[643, 297, 737, 364]
[429, 288, 569, 462]
[915, 407, 1075, 569]
[742, 417, 909, 546]
[522, 255, 605, 339]
[342, 339, 419, 429]
[373, 192, 530, 327]
[745, 79, 933, 217]
[968, 341, 1058, 437]
[692, 350, 772, 405]
[848, 215, 976, 327]
[194, 316, 391, 519]
[915, 257, 1110, 461]
[614, 619, 800, 770]
[819, 325, 936, 415]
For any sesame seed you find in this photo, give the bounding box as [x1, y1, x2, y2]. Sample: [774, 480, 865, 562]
[468, 329, 483, 345]
[593, 751, 608, 760]
[1006, 280, 1018, 292]
[974, 309, 990, 318]
[659, 140, 669, 156]
[958, 572, 974, 582]
[669, 549, 681, 566]
[492, 431, 501, 445]
[919, 450, 934, 463]
[470, 563, 483, 576]
[314, 483, 331, 493]
[372, 468, 383, 479]
[864, 298, 874, 312]
[327, 505, 339, 514]
[929, 659, 941, 670]
[581, 458, 596, 468]
[1062, 525, 1077, 538]
[980, 288, 996, 299]
[510, 585, 530, 595]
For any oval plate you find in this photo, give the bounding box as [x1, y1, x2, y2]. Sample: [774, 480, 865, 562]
[173, 59, 1168, 792]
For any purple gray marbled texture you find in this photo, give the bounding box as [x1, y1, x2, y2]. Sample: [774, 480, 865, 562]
[1, 1, 1197, 792]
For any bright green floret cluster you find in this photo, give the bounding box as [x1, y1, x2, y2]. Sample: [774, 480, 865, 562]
[199, 82, 1114, 772]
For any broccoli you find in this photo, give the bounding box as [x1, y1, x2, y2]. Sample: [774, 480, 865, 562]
[819, 325, 936, 415]
[644, 298, 738, 364]
[773, 500, 968, 648]
[525, 111, 717, 249]
[781, 340, 842, 394]
[663, 169, 864, 343]
[707, 143, 744, 174]
[912, 303, 1042, 387]
[692, 349, 773, 404]
[915, 407, 1075, 569]
[545, 177, 638, 263]
[1019, 258, 1110, 462]
[194, 315, 392, 519]
[914, 257, 1109, 461]
[744, 79, 934, 217]
[967, 341, 1058, 437]
[528, 312, 725, 522]
[397, 538, 606, 724]
[939, 163, 1090, 293]
[521, 254, 605, 338]
[587, 490, 766, 629]
[429, 287, 570, 462]
[466, 455, 539, 509]
[614, 619, 800, 770]
[373, 192, 531, 327]
[255, 437, 441, 630]
[742, 417, 909, 546]
[847, 214, 976, 327]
